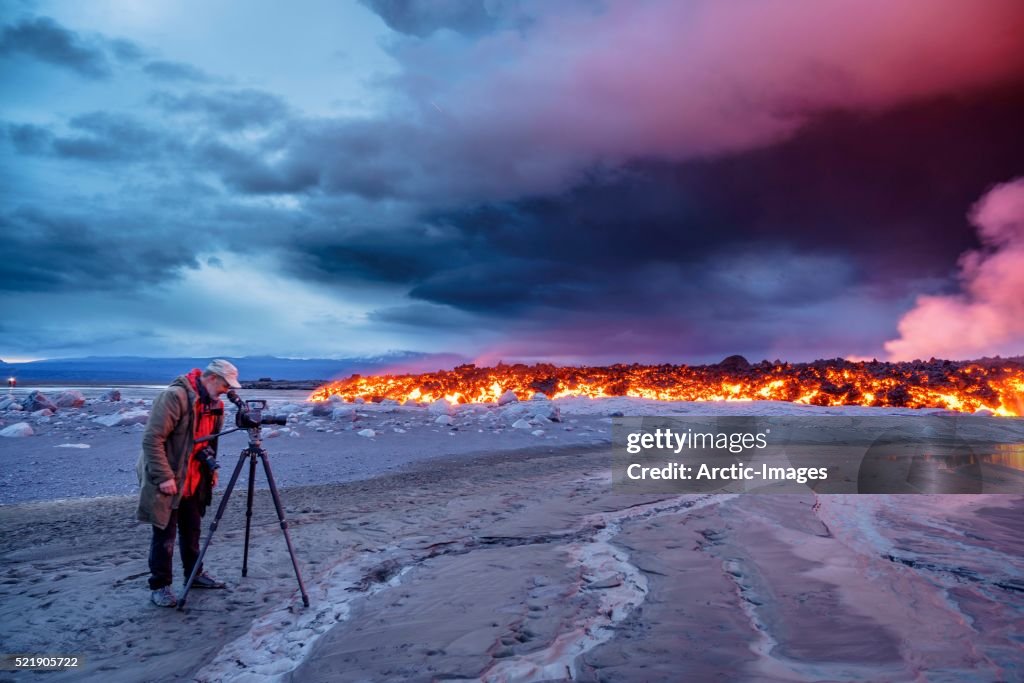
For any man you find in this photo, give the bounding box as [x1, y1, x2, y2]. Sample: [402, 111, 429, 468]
[137, 359, 241, 607]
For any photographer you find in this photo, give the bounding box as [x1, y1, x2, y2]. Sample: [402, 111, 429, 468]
[136, 359, 240, 607]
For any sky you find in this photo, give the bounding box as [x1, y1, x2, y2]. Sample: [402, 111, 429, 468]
[2, 0, 1023, 365]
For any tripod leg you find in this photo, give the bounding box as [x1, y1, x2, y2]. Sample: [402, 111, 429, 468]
[177, 449, 248, 610]
[258, 450, 311, 607]
[242, 454, 257, 577]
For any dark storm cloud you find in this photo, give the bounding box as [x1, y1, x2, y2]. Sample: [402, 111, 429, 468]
[0, 15, 214, 86]
[259, 82, 1024, 361]
[282, 225, 470, 285]
[199, 140, 320, 194]
[110, 38, 145, 63]
[151, 89, 288, 129]
[0, 16, 112, 78]
[4, 112, 175, 163]
[54, 112, 172, 162]
[142, 60, 210, 83]
[0, 207, 200, 292]
[367, 303, 478, 329]
[5, 122, 52, 154]
[360, 0, 500, 37]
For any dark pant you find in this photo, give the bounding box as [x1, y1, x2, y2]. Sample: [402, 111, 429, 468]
[148, 495, 203, 590]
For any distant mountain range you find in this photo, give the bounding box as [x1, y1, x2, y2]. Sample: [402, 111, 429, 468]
[0, 352, 468, 384]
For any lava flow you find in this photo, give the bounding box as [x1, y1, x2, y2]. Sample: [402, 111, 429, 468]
[309, 356, 1024, 417]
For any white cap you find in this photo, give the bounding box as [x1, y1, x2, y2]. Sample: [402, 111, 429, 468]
[206, 359, 241, 389]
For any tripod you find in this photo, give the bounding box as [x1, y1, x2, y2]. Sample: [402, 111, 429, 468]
[177, 424, 310, 610]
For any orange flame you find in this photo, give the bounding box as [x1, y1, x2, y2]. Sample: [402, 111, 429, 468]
[309, 358, 1024, 416]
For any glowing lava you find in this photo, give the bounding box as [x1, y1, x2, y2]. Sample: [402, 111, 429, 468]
[310, 356, 1024, 417]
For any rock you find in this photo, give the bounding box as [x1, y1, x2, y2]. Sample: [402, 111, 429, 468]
[531, 429, 545, 437]
[585, 575, 623, 590]
[608, 411, 624, 417]
[434, 415, 454, 426]
[501, 403, 532, 420]
[54, 390, 86, 408]
[99, 389, 121, 402]
[276, 403, 304, 416]
[497, 390, 519, 406]
[428, 399, 454, 415]
[22, 390, 57, 413]
[0, 422, 33, 437]
[31, 409, 54, 418]
[500, 401, 557, 423]
[380, 398, 400, 406]
[531, 377, 558, 395]
[332, 407, 359, 423]
[974, 408, 995, 417]
[328, 394, 345, 404]
[309, 402, 333, 417]
[718, 355, 751, 372]
[357, 428, 376, 438]
[94, 409, 149, 427]
[512, 419, 532, 430]
[0, 396, 19, 410]
[266, 429, 281, 438]
[530, 392, 550, 401]
[533, 404, 561, 423]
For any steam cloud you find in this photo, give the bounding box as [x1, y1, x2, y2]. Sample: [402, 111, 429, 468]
[885, 178, 1024, 360]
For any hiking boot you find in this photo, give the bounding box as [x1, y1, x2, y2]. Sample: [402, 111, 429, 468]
[151, 586, 178, 608]
[189, 570, 226, 589]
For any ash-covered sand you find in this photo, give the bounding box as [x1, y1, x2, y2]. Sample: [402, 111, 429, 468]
[1, 391, 1023, 682]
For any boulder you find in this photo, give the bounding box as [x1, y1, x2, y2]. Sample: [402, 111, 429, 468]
[533, 404, 561, 423]
[357, 428, 376, 438]
[331, 406, 357, 421]
[512, 419, 532, 430]
[718, 355, 751, 372]
[23, 390, 57, 413]
[497, 390, 519, 406]
[99, 389, 122, 402]
[309, 402, 334, 417]
[434, 415, 454, 426]
[530, 392, 550, 401]
[31, 409, 54, 418]
[0, 422, 33, 437]
[428, 399, 454, 415]
[94, 409, 149, 427]
[55, 390, 86, 408]
[0, 396, 20, 411]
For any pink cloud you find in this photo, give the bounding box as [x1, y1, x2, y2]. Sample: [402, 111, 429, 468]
[885, 178, 1024, 360]
[391, 0, 1024, 197]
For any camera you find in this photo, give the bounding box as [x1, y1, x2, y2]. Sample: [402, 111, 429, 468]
[194, 445, 220, 472]
[234, 398, 288, 429]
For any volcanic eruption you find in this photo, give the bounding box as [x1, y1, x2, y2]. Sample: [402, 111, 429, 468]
[311, 356, 1024, 417]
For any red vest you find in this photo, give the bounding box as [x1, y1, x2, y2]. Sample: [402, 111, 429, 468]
[183, 369, 223, 497]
